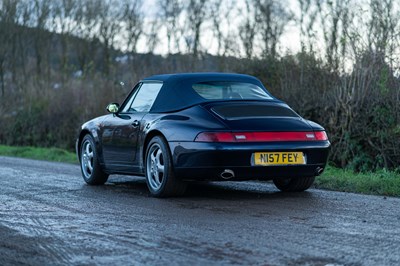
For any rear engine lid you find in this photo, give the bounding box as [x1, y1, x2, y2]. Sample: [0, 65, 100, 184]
[204, 101, 313, 131]
[211, 102, 298, 120]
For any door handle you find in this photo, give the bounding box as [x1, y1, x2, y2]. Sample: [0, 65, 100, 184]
[132, 120, 140, 127]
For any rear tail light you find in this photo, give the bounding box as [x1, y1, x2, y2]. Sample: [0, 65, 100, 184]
[195, 131, 328, 142]
[193, 132, 235, 142]
[314, 131, 328, 140]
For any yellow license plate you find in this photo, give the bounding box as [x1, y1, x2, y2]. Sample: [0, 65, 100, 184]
[253, 152, 305, 166]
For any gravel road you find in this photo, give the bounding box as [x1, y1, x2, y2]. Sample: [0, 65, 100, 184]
[0, 156, 399, 265]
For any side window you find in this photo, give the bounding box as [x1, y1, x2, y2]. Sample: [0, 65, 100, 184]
[121, 83, 142, 113]
[129, 83, 163, 113]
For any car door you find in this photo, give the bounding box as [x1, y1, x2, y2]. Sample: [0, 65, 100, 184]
[101, 82, 163, 173]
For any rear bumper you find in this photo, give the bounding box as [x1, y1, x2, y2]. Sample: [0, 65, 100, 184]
[169, 141, 330, 181]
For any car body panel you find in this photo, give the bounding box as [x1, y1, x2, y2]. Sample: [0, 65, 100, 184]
[76, 73, 330, 182]
[100, 112, 144, 173]
[169, 141, 330, 180]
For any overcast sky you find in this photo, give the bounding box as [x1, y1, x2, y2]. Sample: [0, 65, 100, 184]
[136, 0, 302, 56]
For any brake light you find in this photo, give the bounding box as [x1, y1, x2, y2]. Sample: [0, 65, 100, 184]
[195, 131, 328, 142]
[314, 131, 328, 140]
[194, 132, 235, 142]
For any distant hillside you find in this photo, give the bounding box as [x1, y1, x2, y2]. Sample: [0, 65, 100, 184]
[5, 24, 245, 84]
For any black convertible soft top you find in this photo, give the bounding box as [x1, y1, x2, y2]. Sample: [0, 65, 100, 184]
[142, 73, 272, 113]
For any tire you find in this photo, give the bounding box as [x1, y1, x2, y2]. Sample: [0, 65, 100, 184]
[273, 176, 315, 192]
[80, 135, 109, 185]
[145, 136, 187, 197]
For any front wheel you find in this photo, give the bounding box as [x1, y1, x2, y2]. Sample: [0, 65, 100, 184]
[273, 176, 315, 192]
[80, 135, 109, 185]
[145, 136, 187, 197]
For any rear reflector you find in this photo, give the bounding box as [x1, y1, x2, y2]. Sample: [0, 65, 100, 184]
[195, 131, 328, 142]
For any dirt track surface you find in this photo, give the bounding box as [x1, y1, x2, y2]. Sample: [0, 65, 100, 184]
[0, 156, 399, 265]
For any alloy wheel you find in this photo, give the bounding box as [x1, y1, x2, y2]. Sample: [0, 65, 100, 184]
[146, 143, 165, 191]
[81, 139, 94, 179]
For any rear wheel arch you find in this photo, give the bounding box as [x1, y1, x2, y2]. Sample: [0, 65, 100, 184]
[143, 130, 167, 164]
[144, 135, 187, 197]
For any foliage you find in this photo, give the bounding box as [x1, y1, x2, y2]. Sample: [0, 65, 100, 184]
[235, 54, 400, 171]
[315, 166, 400, 197]
[0, 145, 77, 164]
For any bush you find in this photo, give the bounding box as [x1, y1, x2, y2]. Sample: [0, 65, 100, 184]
[0, 51, 399, 171]
[236, 52, 400, 171]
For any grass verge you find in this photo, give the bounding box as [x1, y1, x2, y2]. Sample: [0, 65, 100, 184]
[0, 145, 399, 197]
[315, 165, 400, 197]
[0, 145, 77, 164]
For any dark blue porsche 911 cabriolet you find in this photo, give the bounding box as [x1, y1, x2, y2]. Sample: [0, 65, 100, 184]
[77, 73, 330, 197]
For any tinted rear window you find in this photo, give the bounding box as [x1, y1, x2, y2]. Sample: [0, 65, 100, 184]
[192, 82, 272, 100]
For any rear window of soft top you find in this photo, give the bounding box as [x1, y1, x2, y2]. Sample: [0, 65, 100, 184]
[192, 81, 273, 100]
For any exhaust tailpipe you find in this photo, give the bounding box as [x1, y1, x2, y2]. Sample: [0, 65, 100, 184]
[220, 169, 235, 180]
[315, 167, 324, 176]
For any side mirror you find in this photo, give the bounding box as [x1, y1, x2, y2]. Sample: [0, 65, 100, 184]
[106, 103, 120, 114]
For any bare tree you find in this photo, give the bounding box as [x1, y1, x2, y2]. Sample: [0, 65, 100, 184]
[97, 0, 124, 76]
[297, 0, 319, 53]
[74, 0, 101, 75]
[123, 0, 144, 55]
[145, 20, 161, 54]
[238, 0, 257, 59]
[31, 0, 51, 77]
[184, 0, 210, 57]
[16, 0, 34, 80]
[367, 0, 399, 66]
[0, 0, 19, 96]
[209, 0, 222, 56]
[208, 0, 237, 57]
[53, 0, 78, 78]
[158, 0, 183, 54]
[317, 0, 351, 71]
[254, 0, 293, 58]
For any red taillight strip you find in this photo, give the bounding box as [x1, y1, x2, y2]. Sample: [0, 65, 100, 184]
[314, 131, 328, 140]
[195, 131, 328, 142]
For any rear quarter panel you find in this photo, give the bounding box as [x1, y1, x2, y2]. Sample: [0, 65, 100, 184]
[143, 106, 226, 142]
